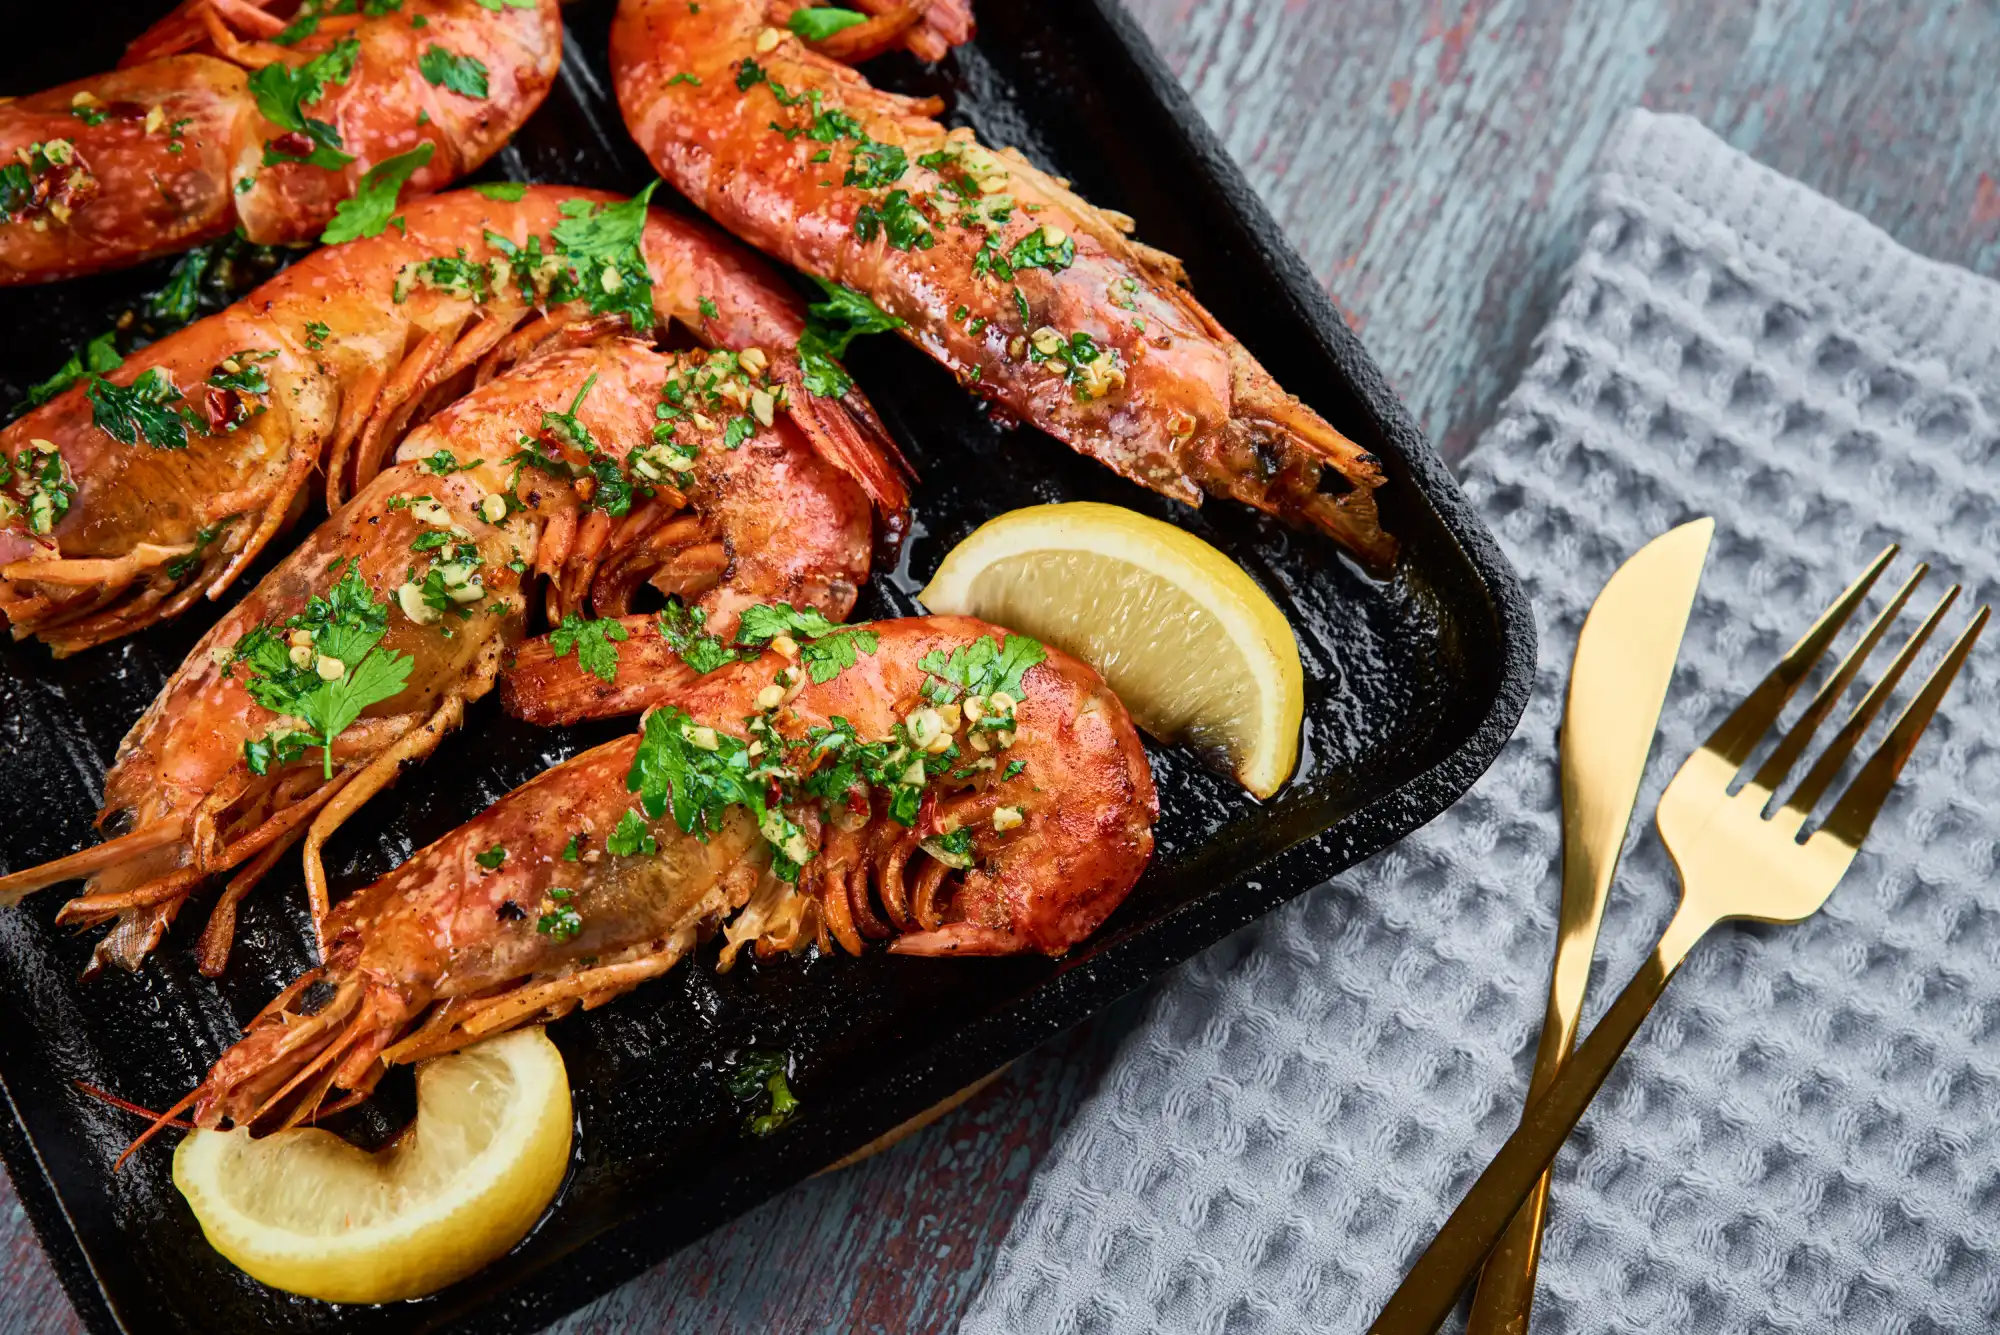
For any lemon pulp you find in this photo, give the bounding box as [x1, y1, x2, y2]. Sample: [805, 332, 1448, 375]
[173, 1025, 572, 1304]
[921, 502, 1304, 797]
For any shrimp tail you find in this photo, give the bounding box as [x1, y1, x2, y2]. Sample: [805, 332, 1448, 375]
[772, 359, 913, 521]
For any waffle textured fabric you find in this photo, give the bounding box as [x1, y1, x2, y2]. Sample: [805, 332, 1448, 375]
[961, 108, 2000, 1335]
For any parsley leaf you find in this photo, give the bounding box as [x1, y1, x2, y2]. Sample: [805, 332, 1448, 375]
[606, 809, 657, 856]
[419, 45, 489, 98]
[26, 331, 122, 409]
[230, 559, 415, 778]
[628, 705, 758, 838]
[321, 142, 434, 243]
[788, 6, 867, 41]
[917, 632, 1046, 702]
[473, 180, 527, 201]
[545, 182, 660, 329]
[732, 602, 875, 683]
[248, 40, 360, 170]
[549, 612, 630, 683]
[795, 275, 903, 398]
[87, 368, 190, 450]
[474, 0, 536, 8]
[798, 626, 878, 683]
[735, 602, 840, 644]
[561, 832, 584, 860]
[475, 843, 507, 869]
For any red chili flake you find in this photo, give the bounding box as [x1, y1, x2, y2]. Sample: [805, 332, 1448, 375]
[199, 386, 247, 434]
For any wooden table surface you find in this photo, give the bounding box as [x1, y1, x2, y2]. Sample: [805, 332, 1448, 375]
[8, 1, 2000, 1331]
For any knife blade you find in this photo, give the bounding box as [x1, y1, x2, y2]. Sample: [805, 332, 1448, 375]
[1465, 517, 1713, 1335]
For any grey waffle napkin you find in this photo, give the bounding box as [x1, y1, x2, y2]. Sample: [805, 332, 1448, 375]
[960, 108, 2000, 1335]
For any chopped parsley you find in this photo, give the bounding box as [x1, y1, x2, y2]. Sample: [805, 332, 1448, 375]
[548, 612, 629, 683]
[165, 523, 226, 580]
[536, 886, 582, 941]
[978, 225, 1076, 281]
[667, 72, 701, 87]
[1, 443, 76, 535]
[304, 319, 331, 350]
[698, 296, 719, 319]
[420, 449, 481, 476]
[321, 142, 434, 243]
[472, 180, 527, 201]
[249, 39, 360, 170]
[69, 103, 107, 128]
[734, 602, 877, 683]
[475, 843, 507, 870]
[726, 1049, 800, 1135]
[657, 600, 740, 673]
[419, 45, 490, 99]
[844, 138, 907, 190]
[627, 705, 810, 879]
[788, 6, 867, 41]
[474, 0, 536, 9]
[230, 559, 415, 778]
[395, 247, 493, 303]
[1002, 758, 1027, 781]
[562, 832, 584, 860]
[852, 189, 932, 251]
[274, 0, 402, 45]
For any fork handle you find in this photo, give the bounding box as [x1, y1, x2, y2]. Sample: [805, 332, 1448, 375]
[1367, 908, 1713, 1335]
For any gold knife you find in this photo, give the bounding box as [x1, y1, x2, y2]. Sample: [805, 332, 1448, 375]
[1465, 517, 1713, 1335]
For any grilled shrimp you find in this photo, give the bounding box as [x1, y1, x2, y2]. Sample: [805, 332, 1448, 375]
[157, 615, 1154, 1135]
[0, 335, 895, 977]
[0, 0, 560, 283]
[611, 0, 1394, 567]
[0, 184, 905, 654]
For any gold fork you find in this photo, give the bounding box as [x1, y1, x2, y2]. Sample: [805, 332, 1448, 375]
[1369, 546, 1989, 1335]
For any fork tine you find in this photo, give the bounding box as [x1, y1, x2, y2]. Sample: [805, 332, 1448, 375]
[1817, 605, 1989, 847]
[1706, 545, 1898, 767]
[1785, 585, 1960, 816]
[1748, 562, 1929, 798]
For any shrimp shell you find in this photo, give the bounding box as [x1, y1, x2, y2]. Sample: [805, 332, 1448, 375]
[0, 0, 561, 283]
[0, 184, 906, 654]
[0, 336, 892, 978]
[161, 614, 1153, 1137]
[611, 0, 1394, 568]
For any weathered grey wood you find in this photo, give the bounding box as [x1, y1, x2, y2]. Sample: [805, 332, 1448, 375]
[7, 2, 2000, 1332]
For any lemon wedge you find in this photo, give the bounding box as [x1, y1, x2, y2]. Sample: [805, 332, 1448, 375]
[173, 1026, 572, 1304]
[921, 502, 1305, 797]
